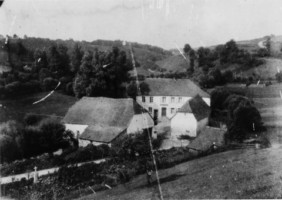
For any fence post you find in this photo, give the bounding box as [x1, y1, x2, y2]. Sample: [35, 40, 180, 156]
[33, 166, 38, 184]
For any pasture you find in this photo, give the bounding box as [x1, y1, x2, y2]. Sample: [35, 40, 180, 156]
[78, 147, 282, 199]
[0, 92, 77, 123]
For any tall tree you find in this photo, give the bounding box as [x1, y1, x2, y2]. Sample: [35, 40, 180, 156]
[183, 44, 192, 54]
[70, 43, 83, 74]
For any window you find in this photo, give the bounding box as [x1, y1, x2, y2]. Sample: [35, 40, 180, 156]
[149, 107, 152, 114]
[171, 97, 175, 103]
[142, 96, 146, 102]
[162, 97, 166, 103]
[161, 107, 167, 116]
[150, 96, 153, 103]
[178, 97, 182, 103]
[171, 108, 175, 114]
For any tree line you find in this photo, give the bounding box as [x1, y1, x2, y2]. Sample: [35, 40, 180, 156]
[0, 39, 133, 99]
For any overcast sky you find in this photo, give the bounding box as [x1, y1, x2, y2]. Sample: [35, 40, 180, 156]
[1, 0, 282, 49]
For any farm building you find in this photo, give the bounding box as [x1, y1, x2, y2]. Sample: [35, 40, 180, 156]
[63, 97, 155, 147]
[136, 78, 210, 120]
[171, 95, 211, 139]
[188, 126, 227, 152]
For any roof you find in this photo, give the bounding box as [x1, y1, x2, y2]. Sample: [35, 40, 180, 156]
[188, 126, 226, 151]
[63, 97, 145, 127]
[178, 95, 210, 121]
[63, 97, 148, 143]
[79, 125, 125, 143]
[141, 78, 210, 97]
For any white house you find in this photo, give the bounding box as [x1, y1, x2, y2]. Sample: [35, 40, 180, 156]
[171, 95, 210, 139]
[136, 78, 210, 120]
[63, 97, 155, 147]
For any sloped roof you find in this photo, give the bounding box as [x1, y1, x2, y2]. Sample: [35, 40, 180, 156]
[63, 97, 146, 127]
[188, 126, 226, 151]
[63, 97, 149, 143]
[80, 125, 125, 143]
[142, 78, 210, 97]
[178, 95, 210, 121]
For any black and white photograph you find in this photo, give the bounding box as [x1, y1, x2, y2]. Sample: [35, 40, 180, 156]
[0, 0, 282, 199]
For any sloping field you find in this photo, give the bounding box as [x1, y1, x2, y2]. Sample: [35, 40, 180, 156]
[244, 58, 282, 79]
[222, 84, 282, 98]
[155, 55, 189, 73]
[254, 98, 282, 127]
[0, 92, 77, 123]
[79, 147, 282, 199]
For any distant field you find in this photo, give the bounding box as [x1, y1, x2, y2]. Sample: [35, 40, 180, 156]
[254, 98, 282, 127]
[0, 92, 77, 123]
[244, 58, 282, 79]
[79, 148, 282, 199]
[215, 84, 282, 127]
[156, 55, 189, 73]
[220, 84, 282, 98]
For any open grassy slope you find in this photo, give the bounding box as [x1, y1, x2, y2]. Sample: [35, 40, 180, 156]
[244, 57, 282, 79]
[0, 92, 77, 123]
[155, 55, 189, 73]
[78, 147, 282, 200]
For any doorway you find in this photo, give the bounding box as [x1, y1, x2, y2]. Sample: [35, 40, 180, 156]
[161, 107, 167, 117]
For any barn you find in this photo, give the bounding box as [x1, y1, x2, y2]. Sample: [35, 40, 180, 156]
[63, 97, 155, 147]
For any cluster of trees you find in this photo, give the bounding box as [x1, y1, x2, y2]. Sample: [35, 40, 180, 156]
[210, 88, 265, 141]
[0, 116, 74, 163]
[0, 37, 133, 99]
[182, 40, 265, 88]
[73, 47, 132, 98]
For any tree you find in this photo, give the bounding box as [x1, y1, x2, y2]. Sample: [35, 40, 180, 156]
[0, 134, 21, 163]
[140, 82, 150, 95]
[70, 43, 83, 74]
[42, 77, 58, 91]
[188, 49, 196, 74]
[34, 49, 48, 72]
[73, 47, 132, 98]
[183, 44, 192, 54]
[38, 118, 70, 157]
[73, 51, 93, 97]
[275, 72, 282, 83]
[127, 81, 138, 99]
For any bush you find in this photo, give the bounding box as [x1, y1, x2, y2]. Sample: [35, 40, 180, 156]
[42, 77, 58, 91]
[24, 114, 43, 126]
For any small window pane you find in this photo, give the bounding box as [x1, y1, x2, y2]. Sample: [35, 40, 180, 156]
[142, 96, 146, 102]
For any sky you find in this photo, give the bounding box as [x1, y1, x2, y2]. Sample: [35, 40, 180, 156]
[0, 0, 282, 49]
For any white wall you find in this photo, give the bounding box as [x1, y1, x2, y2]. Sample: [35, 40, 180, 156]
[171, 113, 197, 138]
[136, 96, 210, 119]
[127, 113, 156, 138]
[65, 124, 88, 138]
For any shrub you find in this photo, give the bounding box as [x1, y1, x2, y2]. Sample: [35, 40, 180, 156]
[24, 114, 43, 126]
[42, 77, 58, 91]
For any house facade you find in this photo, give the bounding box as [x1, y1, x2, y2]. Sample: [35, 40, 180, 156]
[136, 78, 210, 119]
[63, 97, 155, 147]
[171, 95, 211, 139]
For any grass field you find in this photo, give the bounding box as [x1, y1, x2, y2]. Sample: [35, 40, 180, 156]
[244, 58, 282, 79]
[0, 92, 77, 123]
[254, 98, 282, 127]
[78, 147, 282, 199]
[155, 55, 189, 73]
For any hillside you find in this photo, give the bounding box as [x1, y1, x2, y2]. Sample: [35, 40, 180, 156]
[155, 55, 189, 73]
[0, 37, 172, 76]
[78, 147, 282, 199]
[0, 92, 77, 123]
